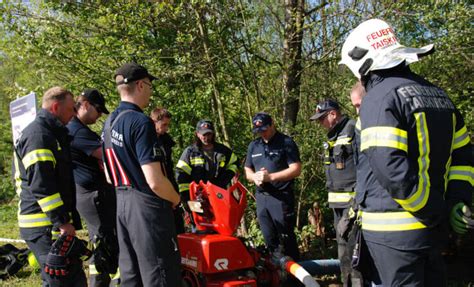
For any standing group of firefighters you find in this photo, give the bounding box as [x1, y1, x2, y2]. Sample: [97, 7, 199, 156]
[12, 17, 473, 287]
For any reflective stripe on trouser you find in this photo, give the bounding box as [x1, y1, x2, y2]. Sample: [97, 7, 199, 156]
[328, 192, 355, 203]
[361, 211, 427, 231]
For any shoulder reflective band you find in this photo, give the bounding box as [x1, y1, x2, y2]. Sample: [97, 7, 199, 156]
[177, 160, 192, 175]
[360, 126, 408, 152]
[361, 211, 426, 231]
[190, 157, 205, 165]
[22, 149, 56, 169]
[394, 112, 430, 212]
[18, 213, 52, 228]
[179, 183, 190, 192]
[13, 152, 22, 197]
[37, 193, 64, 212]
[356, 117, 361, 131]
[453, 125, 470, 150]
[226, 153, 238, 173]
[335, 136, 352, 146]
[328, 192, 355, 203]
[448, 166, 474, 186]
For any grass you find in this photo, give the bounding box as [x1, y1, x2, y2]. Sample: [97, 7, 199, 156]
[0, 199, 42, 286]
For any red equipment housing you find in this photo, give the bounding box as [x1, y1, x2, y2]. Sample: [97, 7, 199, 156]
[179, 181, 265, 286]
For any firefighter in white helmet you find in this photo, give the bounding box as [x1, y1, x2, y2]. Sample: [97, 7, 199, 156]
[340, 19, 473, 286]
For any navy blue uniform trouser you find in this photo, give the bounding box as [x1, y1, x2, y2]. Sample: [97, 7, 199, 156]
[76, 184, 118, 287]
[22, 227, 87, 287]
[364, 237, 446, 287]
[256, 190, 300, 261]
[116, 187, 181, 287]
[333, 208, 363, 287]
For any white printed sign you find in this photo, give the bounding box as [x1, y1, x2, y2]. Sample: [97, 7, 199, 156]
[10, 93, 37, 144]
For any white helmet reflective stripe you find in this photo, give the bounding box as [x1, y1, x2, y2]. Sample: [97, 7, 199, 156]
[339, 19, 434, 79]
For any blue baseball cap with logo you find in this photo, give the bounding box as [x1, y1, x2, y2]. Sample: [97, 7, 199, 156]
[310, 99, 340, 121]
[252, 112, 272, 133]
[196, 119, 214, 135]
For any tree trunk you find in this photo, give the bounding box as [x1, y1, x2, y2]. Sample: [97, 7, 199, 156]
[193, 5, 230, 146]
[282, 0, 305, 130]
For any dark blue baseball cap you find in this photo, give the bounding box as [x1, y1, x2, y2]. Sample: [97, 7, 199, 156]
[310, 99, 339, 121]
[252, 112, 272, 133]
[196, 119, 214, 135]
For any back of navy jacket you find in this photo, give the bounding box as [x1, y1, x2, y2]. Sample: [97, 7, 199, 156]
[357, 66, 472, 249]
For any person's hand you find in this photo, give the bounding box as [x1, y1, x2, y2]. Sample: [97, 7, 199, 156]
[253, 171, 263, 186]
[59, 223, 76, 236]
[450, 203, 474, 234]
[260, 167, 271, 182]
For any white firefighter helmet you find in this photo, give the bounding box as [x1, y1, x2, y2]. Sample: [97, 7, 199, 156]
[339, 19, 434, 79]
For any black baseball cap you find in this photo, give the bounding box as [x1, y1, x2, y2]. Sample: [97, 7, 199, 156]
[114, 62, 157, 85]
[309, 99, 339, 121]
[252, 112, 272, 133]
[196, 120, 214, 135]
[81, 88, 109, 114]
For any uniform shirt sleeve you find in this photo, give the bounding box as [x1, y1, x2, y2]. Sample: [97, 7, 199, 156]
[132, 118, 163, 165]
[19, 133, 68, 227]
[176, 147, 193, 197]
[245, 142, 255, 169]
[284, 137, 301, 165]
[445, 110, 473, 208]
[360, 94, 420, 212]
[70, 127, 101, 156]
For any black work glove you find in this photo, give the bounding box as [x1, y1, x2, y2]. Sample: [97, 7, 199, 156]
[93, 235, 119, 274]
[44, 235, 92, 278]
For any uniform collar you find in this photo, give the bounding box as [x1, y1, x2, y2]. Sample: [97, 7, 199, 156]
[158, 133, 176, 147]
[37, 108, 70, 142]
[327, 116, 349, 138]
[364, 63, 412, 92]
[118, 101, 143, 113]
[259, 130, 282, 145]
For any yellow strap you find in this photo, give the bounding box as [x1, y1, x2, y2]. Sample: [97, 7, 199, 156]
[37, 193, 64, 212]
[361, 126, 408, 152]
[177, 160, 192, 175]
[394, 112, 430, 212]
[179, 183, 190, 192]
[334, 136, 352, 146]
[355, 117, 361, 131]
[22, 149, 56, 169]
[328, 192, 355, 203]
[448, 166, 474, 186]
[18, 213, 52, 228]
[361, 211, 426, 231]
[453, 125, 470, 150]
[190, 157, 205, 165]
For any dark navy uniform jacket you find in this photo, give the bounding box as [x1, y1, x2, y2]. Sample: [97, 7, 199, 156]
[324, 116, 357, 208]
[67, 116, 107, 189]
[14, 109, 81, 239]
[102, 101, 164, 196]
[245, 131, 300, 193]
[158, 133, 179, 192]
[357, 65, 472, 250]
